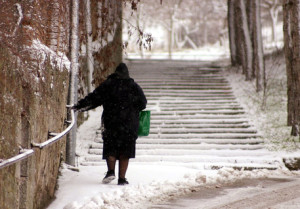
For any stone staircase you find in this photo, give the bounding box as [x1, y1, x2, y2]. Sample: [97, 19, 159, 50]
[81, 61, 279, 170]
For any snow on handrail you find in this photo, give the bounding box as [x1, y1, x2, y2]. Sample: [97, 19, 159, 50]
[0, 149, 34, 169]
[31, 106, 75, 149]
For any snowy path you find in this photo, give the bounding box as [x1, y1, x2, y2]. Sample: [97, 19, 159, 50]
[81, 60, 280, 169]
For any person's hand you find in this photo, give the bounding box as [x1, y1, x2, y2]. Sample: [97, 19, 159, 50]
[71, 105, 79, 112]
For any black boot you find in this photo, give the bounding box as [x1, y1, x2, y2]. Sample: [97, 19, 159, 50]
[118, 178, 129, 185]
[102, 170, 115, 184]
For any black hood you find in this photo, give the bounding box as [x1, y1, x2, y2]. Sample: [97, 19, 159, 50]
[115, 63, 130, 79]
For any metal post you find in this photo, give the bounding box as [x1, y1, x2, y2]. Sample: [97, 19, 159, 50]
[66, 0, 79, 166]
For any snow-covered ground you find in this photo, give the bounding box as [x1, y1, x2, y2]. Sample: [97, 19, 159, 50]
[47, 44, 300, 208]
[48, 163, 298, 209]
[47, 107, 299, 209]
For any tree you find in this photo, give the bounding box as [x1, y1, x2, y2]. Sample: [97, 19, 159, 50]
[161, 0, 184, 58]
[128, 0, 183, 58]
[283, 0, 300, 136]
[135, 3, 145, 58]
[123, 0, 227, 58]
[228, 0, 266, 94]
[183, 0, 227, 48]
[252, 0, 266, 93]
[233, 0, 244, 66]
[228, 0, 238, 66]
[235, 0, 253, 80]
[246, 0, 254, 44]
[262, 0, 282, 42]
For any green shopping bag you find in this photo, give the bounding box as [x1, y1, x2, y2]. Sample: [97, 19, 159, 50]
[138, 110, 151, 136]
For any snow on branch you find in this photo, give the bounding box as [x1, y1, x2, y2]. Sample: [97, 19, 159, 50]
[123, 18, 153, 50]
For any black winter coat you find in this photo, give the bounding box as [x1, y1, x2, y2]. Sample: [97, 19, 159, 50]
[74, 73, 147, 159]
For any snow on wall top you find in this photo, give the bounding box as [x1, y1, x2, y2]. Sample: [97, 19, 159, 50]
[30, 39, 71, 73]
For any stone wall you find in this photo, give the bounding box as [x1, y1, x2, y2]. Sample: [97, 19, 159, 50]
[0, 40, 70, 209]
[0, 1, 70, 209]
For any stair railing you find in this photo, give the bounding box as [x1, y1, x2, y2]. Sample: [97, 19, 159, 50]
[0, 149, 34, 169]
[0, 105, 75, 169]
[31, 106, 75, 149]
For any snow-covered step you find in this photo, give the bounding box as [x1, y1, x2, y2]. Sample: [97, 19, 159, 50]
[94, 125, 257, 133]
[79, 62, 278, 170]
[150, 119, 251, 124]
[94, 136, 261, 144]
[150, 128, 257, 134]
[137, 79, 228, 83]
[140, 86, 232, 90]
[131, 155, 276, 164]
[136, 75, 228, 78]
[94, 138, 264, 145]
[157, 100, 239, 104]
[135, 76, 227, 80]
[144, 92, 234, 97]
[149, 108, 245, 112]
[134, 72, 223, 76]
[84, 155, 276, 165]
[142, 82, 230, 86]
[147, 106, 244, 111]
[141, 82, 229, 86]
[150, 115, 246, 120]
[95, 133, 261, 142]
[143, 90, 234, 94]
[164, 71, 223, 74]
[145, 96, 237, 100]
[146, 96, 237, 101]
[150, 110, 246, 115]
[88, 148, 269, 156]
[135, 78, 227, 81]
[137, 133, 261, 139]
[150, 120, 248, 126]
[90, 143, 265, 150]
[159, 106, 243, 111]
[150, 124, 252, 129]
[135, 74, 226, 77]
[134, 149, 268, 156]
[145, 93, 235, 97]
[134, 79, 228, 84]
[153, 105, 242, 109]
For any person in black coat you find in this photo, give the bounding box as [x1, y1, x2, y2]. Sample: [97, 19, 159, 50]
[72, 63, 147, 185]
